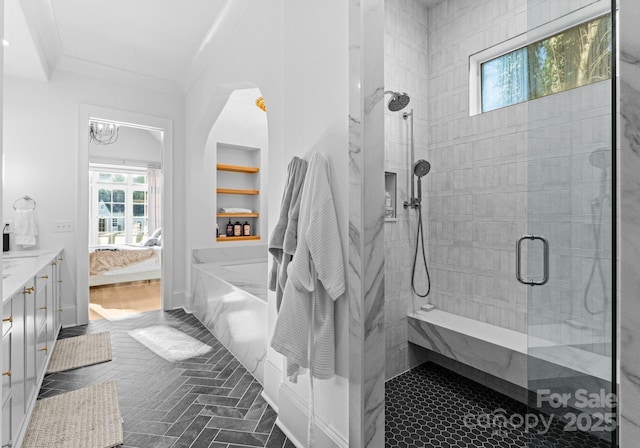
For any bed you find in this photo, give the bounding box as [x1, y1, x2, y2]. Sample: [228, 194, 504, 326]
[89, 244, 162, 286]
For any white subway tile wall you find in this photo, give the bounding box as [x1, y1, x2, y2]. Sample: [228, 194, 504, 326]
[384, 0, 430, 379]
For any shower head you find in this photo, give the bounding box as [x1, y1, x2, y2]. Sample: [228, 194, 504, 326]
[413, 159, 431, 178]
[385, 91, 410, 112]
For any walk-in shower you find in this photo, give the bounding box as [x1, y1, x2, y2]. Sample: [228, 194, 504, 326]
[382, 0, 616, 446]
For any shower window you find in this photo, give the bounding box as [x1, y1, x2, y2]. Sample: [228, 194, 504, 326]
[478, 14, 611, 113]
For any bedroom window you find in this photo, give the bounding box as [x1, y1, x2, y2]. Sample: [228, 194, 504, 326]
[90, 167, 149, 246]
[470, 10, 611, 114]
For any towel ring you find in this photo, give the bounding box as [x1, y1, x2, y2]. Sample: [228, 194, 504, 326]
[13, 195, 37, 211]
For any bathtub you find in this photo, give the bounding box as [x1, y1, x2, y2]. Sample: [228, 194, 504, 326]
[191, 257, 268, 384]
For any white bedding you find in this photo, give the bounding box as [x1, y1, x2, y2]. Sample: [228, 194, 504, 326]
[90, 245, 162, 286]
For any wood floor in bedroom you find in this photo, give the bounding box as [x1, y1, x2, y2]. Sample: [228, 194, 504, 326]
[90, 279, 162, 321]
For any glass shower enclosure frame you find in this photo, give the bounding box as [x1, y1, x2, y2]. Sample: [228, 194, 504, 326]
[519, 0, 617, 446]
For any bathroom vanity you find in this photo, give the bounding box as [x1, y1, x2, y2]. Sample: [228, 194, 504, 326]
[2, 250, 64, 448]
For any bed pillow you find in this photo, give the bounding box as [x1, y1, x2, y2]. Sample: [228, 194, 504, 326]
[141, 237, 159, 246]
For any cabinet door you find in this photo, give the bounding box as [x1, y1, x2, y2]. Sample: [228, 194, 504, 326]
[2, 331, 11, 405]
[2, 397, 11, 448]
[35, 322, 47, 379]
[53, 257, 62, 333]
[22, 281, 36, 406]
[35, 266, 53, 348]
[10, 291, 24, 439]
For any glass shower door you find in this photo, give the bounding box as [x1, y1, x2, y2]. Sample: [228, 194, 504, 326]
[522, 0, 615, 446]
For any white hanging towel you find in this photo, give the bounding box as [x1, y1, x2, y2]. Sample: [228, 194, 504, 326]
[14, 209, 38, 247]
[270, 151, 346, 379]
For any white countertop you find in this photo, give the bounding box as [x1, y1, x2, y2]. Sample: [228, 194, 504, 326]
[3, 249, 63, 303]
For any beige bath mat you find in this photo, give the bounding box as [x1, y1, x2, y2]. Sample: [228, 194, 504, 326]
[22, 381, 123, 448]
[46, 332, 112, 374]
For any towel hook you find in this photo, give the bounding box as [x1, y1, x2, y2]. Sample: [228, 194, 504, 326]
[13, 195, 37, 211]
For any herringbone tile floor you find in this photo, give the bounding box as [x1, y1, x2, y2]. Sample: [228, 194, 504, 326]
[38, 309, 293, 448]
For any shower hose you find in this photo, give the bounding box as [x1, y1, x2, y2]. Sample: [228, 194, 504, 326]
[411, 202, 431, 298]
[583, 175, 608, 315]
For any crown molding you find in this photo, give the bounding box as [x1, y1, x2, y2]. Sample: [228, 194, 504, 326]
[56, 55, 183, 95]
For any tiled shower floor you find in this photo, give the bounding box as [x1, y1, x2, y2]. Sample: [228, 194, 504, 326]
[386, 363, 613, 448]
[39, 309, 292, 448]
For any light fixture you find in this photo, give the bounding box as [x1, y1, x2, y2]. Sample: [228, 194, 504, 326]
[89, 120, 119, 145]
[2, 39, 10, 47]
[255, 97, 266, 112]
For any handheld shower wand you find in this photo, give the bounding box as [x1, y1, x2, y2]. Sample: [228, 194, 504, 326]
[411, 160, 432, 301]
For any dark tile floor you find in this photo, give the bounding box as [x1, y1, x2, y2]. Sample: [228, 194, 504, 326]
[386, 363, 613, 448]
[39, 309, 294, 448]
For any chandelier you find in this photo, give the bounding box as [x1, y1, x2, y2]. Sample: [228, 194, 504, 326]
[89, 121, 119, 145]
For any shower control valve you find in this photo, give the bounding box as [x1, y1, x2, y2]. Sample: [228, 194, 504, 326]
[404, 198, 420, 209]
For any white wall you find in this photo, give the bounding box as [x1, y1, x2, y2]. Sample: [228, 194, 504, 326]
[191, 87, 268, 249]
[3, 69, 185, 325]
[89, 125, 162, 167]
[185, 0, 350, 445]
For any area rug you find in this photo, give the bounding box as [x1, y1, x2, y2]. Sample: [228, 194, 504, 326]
[22, 381, 123, 448]
[46, 332, 112, 374]
[129, 324, 213, 362]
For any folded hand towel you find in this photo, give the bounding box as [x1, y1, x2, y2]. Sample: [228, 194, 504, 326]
[219, 207, 253, 213]
[14, 210, 38, 247]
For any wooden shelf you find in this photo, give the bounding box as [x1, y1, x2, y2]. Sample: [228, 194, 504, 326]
[217, 236, 261, 242]
[217, 164, 260, 174]
[217, 188, 259, 195]
[217, 213, 259, 218]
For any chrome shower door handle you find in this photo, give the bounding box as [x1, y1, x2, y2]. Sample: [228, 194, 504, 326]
[516, 234, 549, 286]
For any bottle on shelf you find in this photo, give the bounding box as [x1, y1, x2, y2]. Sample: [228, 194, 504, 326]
[243, 221, 251, 236]
[226, 220, 234, 237]
[216, 223, 219, 238]
[385, 191, 393, 218]
[233, 221, 242, 237]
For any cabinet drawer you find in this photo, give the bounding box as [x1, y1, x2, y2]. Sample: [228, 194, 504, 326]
[2, 333, 11, 403]
[2, 301, 11, 337]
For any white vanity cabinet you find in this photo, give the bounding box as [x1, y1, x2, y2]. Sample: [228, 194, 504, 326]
[3, 284, 29, 448]
[1, 250, 63, 448]
[2, 299, 14, 448]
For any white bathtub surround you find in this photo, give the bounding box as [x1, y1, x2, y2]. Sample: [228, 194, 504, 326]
[620, 0, 640, 444]
[192, 244, 268, 265]
[348, 0, 387, 445]
[191, 262, 268, 384]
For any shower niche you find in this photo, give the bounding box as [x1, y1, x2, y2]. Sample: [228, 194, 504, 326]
[385, 171, 397, 221]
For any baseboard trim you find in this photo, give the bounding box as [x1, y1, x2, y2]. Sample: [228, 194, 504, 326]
[61, 306, 77, 328]
[276, 383, 348, 448]
[170, 289, 185, 310]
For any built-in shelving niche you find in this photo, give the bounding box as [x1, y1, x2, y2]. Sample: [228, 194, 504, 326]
[216, 142, 261, 242]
